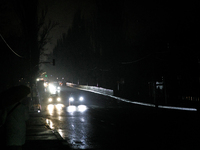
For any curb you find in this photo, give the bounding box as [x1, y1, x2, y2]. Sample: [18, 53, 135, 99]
[44, 117, 65, 141]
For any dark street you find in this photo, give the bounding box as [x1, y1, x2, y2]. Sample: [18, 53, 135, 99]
[1, 1, 199, 149]
[39, 86, 200, 149]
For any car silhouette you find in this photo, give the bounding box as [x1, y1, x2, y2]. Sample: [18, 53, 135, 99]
[47, 93, 62, 105]
[68, 91, 85, 106]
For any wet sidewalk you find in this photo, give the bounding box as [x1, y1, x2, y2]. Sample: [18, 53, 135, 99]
[22, 111, 71, 150]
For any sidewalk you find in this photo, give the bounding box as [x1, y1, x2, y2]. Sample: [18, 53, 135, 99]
[22, 111, 71, 150]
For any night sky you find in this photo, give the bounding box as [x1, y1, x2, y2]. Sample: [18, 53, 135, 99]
[39, 0, 97, 62]
[40, 1, 199, 61]
[0, 0, 200, 104]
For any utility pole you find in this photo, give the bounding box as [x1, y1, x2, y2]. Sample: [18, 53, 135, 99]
[163, 76, 167, 104]
[152, 55, 158, 109]
[153, 81, 158, 108]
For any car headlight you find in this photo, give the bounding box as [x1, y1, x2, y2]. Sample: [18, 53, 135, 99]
[69, 97, 74, 101]
[79, 96, 84, 101]
[48, 98, 52, 102]
[49, 85, 55, 91]
[57, 87, 60, 90]
[57, 97, 61, 101]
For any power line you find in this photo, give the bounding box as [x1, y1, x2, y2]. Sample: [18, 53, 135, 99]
[0, 34, 23, 58]
[120, 54, 150, 64]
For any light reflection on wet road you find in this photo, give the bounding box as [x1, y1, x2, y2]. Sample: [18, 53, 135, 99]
[41, 86, 200, 149]
[45, 103, 93, 149]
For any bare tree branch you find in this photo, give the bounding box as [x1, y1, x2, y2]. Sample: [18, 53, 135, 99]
[37, 6, 48, 32]
[38, 19, 59, 54]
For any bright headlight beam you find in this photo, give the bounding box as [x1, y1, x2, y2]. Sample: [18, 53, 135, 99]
[56, 104, 63, 110]
[67, 106, 76, 112]
[47, 104, 54, 110]
[49, 84, 56, 94]
[78, 105, 87, 112]
[48, 98, 52, 102]
[79, 96, 84, 101]
[69, 97, 74, 101]
[57, 97, 61, 101]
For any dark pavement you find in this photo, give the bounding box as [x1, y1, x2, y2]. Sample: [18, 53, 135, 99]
[23, 105, 200, 150]
[22, 86, 200, 149]
[22, 111, 71, 150]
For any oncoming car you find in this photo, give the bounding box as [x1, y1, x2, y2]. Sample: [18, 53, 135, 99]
[68, 92, 85, 106]
[48, 82, 61, 94]
[47, 93, 62, 105]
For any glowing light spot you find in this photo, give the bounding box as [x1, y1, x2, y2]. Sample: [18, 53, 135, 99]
[78, 105, 87, 112]
[47, 104, 54, 115]
[67, 105, 76, 113]
[46, 119, 54, 129]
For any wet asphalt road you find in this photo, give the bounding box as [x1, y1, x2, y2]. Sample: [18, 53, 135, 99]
[39, 86, 200, 149]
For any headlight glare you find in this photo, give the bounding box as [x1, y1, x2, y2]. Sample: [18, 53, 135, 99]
[79, 97, 84, 101]
[57, 97, 61, 101]
[69, 97, 74, 101]
[48, 98, 52, 102]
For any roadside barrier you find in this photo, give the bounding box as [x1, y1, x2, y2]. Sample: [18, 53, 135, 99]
[66, 82, 197, 112]
[66, 82, 113, 96]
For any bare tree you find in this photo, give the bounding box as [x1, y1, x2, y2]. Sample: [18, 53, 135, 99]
[38, 7, 59, 57]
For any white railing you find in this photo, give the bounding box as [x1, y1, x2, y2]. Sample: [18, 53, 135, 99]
[66, 82, 113, 96]
[66, 82, 197, 112]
